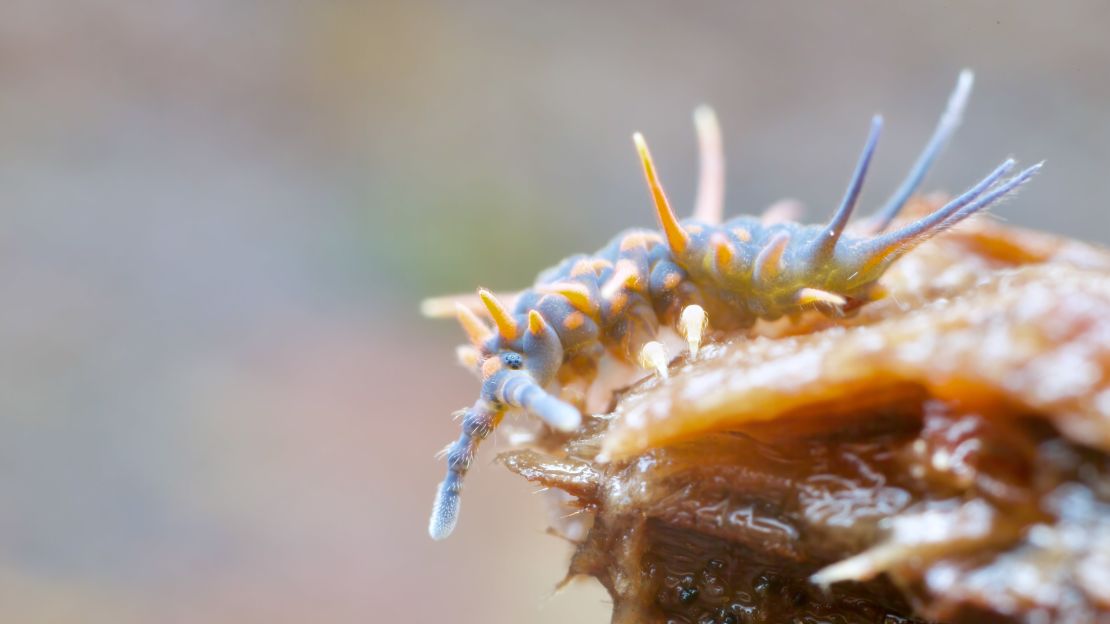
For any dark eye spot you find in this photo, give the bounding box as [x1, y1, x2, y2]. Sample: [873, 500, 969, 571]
[502, 352, 523, 369]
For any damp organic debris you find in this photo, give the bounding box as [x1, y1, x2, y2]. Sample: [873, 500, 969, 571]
[423, 71, 1110, 622]
[502, 218, 1110, 622]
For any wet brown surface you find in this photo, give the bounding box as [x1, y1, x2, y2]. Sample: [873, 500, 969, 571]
[500, 214, 1110, 623]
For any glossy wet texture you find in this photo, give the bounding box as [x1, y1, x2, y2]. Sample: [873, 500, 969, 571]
[641, 521, 924, 624]
[498, 213, 1110, 623]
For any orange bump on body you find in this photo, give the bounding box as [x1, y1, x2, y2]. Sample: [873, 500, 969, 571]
[754, 232, 790, 282]
[731, 227, 752, 242]
[711, 232, 735, 271]
[563, 311, 586, 331]
[619, 233, 648, 252]
[591, 259, 613, 275]
[613, 259, 641, 289]
[538, 283, 596, 318]
[527, 309, 547, 335]
[571, 259, 595, 277]
[663, 272, 682, 290]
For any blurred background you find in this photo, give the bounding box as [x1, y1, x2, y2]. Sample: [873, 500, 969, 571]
[0, 1, 1107, 622]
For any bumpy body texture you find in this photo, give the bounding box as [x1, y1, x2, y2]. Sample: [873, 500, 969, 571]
[423, 71, 1041, 540]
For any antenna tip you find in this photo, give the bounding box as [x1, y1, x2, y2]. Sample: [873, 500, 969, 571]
[428, 480, 460, 540]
